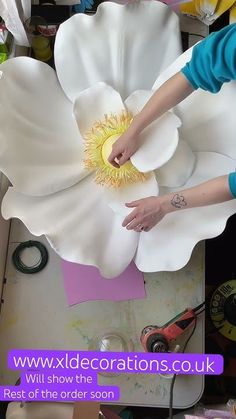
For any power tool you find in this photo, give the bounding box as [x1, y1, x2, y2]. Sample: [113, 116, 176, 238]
[140, 302, 204, 353]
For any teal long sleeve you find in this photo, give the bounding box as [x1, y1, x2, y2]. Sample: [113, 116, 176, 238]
[228, 172, 236, 198]
[181, 24, 236, 93]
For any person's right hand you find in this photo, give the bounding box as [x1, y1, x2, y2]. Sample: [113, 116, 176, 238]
[108, 131, 139, 168]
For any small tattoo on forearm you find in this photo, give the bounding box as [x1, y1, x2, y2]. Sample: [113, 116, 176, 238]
[171, 194, 187, 209]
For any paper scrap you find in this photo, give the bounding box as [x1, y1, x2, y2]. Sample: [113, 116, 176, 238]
[62, 261, 146, 306]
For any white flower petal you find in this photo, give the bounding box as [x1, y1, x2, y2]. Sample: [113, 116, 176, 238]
[176, 151, 236, 188]
[153, 47, 236, 159]
[130, 112, 181, 172]
[156, 140, 196, 188]
[73, 83, 124, 137]
[2, 177, 138, 279]
[153, 46, 194, 91]
[106, 172, 159, 217]
[135, 152, 236, 272]
[0, 57, 86, 196]
[55, 1, 181, 102]
[178, 83, 236, 159]
[125, 90, 153, 114]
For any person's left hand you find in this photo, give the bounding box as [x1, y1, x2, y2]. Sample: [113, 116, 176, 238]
[122, 196, 165, 232]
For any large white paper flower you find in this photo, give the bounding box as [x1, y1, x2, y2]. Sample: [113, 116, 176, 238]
[1, 1, 236, 278]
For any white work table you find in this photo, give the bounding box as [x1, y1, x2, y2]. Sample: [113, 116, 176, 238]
[0, 217, 204, 409]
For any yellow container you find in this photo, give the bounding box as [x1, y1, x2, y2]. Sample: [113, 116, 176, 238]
[31, 34, 52, 62]
[25, 16, 52, 62]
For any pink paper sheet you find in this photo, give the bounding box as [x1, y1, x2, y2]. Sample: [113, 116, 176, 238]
[61, 261, 146, 306]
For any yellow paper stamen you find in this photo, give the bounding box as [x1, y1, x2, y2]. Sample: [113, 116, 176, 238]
[84, 110, 150, 188]
[230, 2, 236, 23]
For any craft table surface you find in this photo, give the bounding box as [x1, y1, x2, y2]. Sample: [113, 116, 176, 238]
[0, 219, 204, 409]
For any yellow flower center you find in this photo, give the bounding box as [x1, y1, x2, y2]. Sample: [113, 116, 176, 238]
[101, 133, 133, 170]
[83, 111, 150, 188]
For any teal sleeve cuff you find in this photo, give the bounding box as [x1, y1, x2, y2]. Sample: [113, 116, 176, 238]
[181, 66, 199, 90]
[228, 172, 236, 198]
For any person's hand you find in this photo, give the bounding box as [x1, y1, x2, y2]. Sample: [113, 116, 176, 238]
[108, 131, 139, 167]
[122, 196, 166, 232]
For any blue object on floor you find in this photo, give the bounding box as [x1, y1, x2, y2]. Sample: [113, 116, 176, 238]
[72, 0, 94, 13]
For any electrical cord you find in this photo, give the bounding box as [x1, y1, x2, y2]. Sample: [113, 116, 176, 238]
[168, 303, 205, 419]
[188, 33, 205, 39]
[12, 240, 48, 274]
[193, 302, 205, 313]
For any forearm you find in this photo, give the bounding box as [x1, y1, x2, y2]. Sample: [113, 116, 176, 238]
[129, 72, 194, 136]
[123, 175, 234, 232]
[161, 175, 233, 215]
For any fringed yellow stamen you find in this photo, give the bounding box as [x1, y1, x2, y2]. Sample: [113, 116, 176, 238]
[84, 110, 150, 188]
